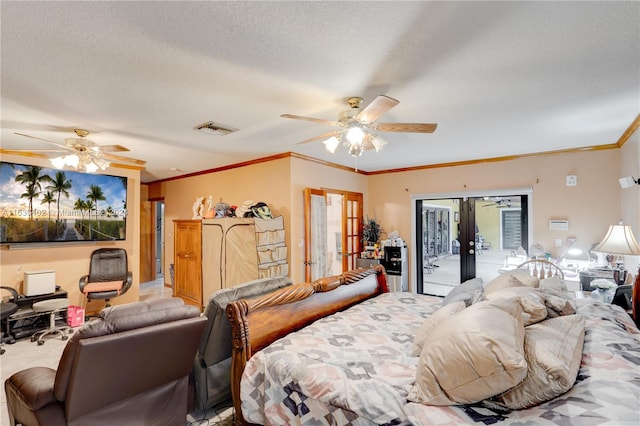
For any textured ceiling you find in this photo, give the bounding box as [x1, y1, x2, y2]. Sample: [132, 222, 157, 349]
[1, 1, 638, 183]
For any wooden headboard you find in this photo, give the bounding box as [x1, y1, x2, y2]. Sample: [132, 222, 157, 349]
[225, 265, 388, 423]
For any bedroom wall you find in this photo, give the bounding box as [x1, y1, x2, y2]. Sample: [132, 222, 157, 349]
[618, 132, 640, 274]
[0, 152, 142, 308]
[147, 157, 292, 286]
[367, 149, 621, 290]
[288, 156, 368, 283]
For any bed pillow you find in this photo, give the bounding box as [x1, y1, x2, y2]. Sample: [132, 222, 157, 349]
[411, 301, 466, 356]
[484, 273, 527, 295]
[408, 298, 527, 405]
[488, 314, 585, 410]
[539, 275, 567, 293]
[485, 286, 548, 326]
[441, 277, 483, 307]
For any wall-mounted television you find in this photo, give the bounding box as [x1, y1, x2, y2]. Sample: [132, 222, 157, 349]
[0, 161, 128, 244]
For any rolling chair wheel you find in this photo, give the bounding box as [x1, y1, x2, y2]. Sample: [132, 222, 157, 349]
[37, 340, 44, 346]
[62, 335, 69, 341]
[31, 336, 37, 342]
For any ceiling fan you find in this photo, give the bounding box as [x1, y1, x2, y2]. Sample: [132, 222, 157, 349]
[8, 129, 146, 172]
[482, 197, 520, 208]
[281, 95, 437, 157]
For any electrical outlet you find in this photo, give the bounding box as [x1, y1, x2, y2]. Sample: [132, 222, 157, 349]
[555, 238, 563, 248]
[16, 265, 21, 272]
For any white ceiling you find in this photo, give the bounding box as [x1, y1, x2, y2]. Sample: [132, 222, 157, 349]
[1, 1, 638, 183]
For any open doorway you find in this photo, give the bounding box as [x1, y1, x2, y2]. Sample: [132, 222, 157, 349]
[304, 188, 364, 282]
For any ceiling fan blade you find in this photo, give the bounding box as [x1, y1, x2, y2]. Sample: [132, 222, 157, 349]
[281, 114, 340, 127]
[0, 149, 69, 158]
[101, 152, 147, 166]
[376, 123, 438, 133]
[95, 144, 130, 153]
[295, 130, 342, 145]
[357, 95, 399, 124]
[14, 132, 70, 150]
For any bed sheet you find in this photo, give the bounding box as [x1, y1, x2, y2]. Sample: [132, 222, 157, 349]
[240, 292, 640, 425]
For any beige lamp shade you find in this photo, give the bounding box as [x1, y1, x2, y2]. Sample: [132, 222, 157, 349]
[592, 224, 640, 255]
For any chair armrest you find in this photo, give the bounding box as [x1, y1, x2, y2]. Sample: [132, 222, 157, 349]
[1, 286, 20, 301]
[122, 271, 133, 294]
[78, 275, 89, 292]
[5, 367, 58, 411]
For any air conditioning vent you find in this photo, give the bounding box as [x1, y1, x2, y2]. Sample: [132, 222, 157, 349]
[194, 121, 238, 136]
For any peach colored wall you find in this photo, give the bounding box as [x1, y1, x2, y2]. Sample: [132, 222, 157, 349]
[367, 149, 622, 289]
[0, 153, 142, 309]
[149, 158, 292, 283]
[619, 134, 640, 273]
[289, 157, 368, 282]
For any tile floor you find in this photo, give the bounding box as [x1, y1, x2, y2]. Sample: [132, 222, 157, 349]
[1, 278, 235, 425]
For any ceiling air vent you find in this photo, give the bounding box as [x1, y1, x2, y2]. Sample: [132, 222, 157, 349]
[194, 121, 238, 136]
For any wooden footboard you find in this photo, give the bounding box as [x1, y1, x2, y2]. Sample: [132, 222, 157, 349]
[226, 265, 388, 424]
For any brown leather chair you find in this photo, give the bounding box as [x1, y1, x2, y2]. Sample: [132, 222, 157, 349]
[5, 298, 206, 426]
[79, 248, 133, 307]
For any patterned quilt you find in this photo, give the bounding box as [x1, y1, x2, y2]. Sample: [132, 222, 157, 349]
[240, 292, 640, 425]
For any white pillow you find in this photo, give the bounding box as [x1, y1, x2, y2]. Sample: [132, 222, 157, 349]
[411, 301, 466, 357]
[408, 298, 527, 405]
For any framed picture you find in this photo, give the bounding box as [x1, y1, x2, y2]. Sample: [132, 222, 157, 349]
[454, 212, 459, 222]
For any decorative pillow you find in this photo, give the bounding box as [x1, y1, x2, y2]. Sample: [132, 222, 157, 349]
[543, 288, 577, 318]
[510, 268, 540, 288]
[441, 277, 483, 307]
[408, 298, 527, 405]
[539, 275, 567, 293]
[485, 286, 548, 326]
[488, 315, 585, 410]
[484, 274, 527, 296]
[411, 301, 466, 356]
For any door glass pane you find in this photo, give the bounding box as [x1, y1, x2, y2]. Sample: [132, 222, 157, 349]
[419, 195, 527, 296]
[310, 193, 327, 281]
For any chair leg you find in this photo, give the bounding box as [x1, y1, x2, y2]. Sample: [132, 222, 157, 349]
[31, 310, 70, 346]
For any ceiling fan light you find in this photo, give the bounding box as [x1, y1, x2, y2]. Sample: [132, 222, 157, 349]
[84, 162, 99, 173]
[371, 135, 387, 152]
[50, 156, 66, 169]
[345, 125, 365, 145]
[94, 157, 111, 170]
[64, 154, 80, 168]
[323, 136, 340, 154]
[348, 142, 364, 157]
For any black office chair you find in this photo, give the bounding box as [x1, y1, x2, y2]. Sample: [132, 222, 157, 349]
[79, 248, 133, 307]
[1, 287, 20, 354]
[611, 284, 632, 315]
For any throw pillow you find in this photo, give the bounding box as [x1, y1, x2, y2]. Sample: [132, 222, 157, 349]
[484, 273, 527, 296]
[539, 275, 567, 293]
[441, 277, 483, 307]
[408, 298, 527, 405]
[488, 315, 585, 410]
[411, 301, 466, 356]
[485, 286, 548, 326]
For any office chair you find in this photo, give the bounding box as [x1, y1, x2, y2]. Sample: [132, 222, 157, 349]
[79, 248, 132, 307]
[1, 287, 20, 354]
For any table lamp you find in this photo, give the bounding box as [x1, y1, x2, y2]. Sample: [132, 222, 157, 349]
[592, 222, 640, 285]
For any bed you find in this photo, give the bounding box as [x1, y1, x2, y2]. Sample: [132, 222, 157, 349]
[226, 266, 640, 425]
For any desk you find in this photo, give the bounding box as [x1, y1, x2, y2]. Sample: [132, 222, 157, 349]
[2, 289, 68, 343]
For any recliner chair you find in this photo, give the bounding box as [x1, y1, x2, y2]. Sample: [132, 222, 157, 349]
[192, 276, 293, 411]
[79, 248, 132, 307]
[5, 297, 206, 426]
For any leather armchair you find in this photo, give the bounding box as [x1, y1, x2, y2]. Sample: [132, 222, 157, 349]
[5, 298, 206, 426]
[192, 276, 292, 411]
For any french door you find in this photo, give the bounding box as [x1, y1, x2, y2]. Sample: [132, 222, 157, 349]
[413, 190, 530, 296]
[304, 188, 363, 282]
